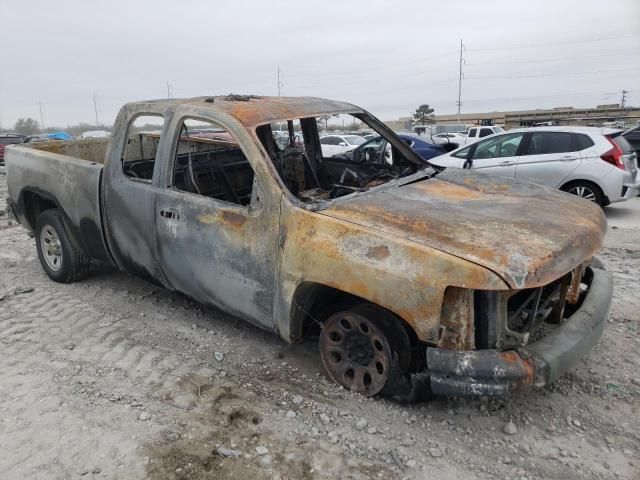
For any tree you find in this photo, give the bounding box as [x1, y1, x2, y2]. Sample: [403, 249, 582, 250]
[317, 115, 331, 132]
[413, 104, 435, 125]
[317, 114, 340, 132]
[14, 118, 41, 135]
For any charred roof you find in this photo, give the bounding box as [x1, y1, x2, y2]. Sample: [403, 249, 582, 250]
[129, 95, 362, 127]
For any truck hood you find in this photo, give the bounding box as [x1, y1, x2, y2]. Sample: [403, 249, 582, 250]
[321, 170, 606, 289]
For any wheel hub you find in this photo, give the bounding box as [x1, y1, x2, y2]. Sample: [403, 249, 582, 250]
[319, 312, 392, 396]
[343, 332, 375, 366]
[40, 225, 63, 272]
[569, 185, 596, 202]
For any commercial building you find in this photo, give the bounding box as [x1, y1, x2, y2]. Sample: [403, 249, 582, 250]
[431, 104, 640, 129]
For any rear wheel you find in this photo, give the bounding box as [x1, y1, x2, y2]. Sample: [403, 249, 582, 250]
[318, 304, 410, 396]
[561, 180, 604, 206]
[35, 209, 90, 283]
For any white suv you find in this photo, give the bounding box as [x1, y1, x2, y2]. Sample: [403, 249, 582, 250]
[430, 126, 639, 206]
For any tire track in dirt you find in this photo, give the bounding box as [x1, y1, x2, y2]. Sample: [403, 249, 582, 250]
[0, 283, 209, 398]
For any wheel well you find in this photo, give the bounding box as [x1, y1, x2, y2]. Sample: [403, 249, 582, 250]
[290, 281, 420, 348]
[23, 191, 58, 230]
[560, 179, 608, 204]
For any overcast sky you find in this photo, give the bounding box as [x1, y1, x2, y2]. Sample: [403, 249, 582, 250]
[1, 0, 639, 129]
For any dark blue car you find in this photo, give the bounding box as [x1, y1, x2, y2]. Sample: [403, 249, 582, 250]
[397, 134, 446, 160]
[329, 134, 445, 165]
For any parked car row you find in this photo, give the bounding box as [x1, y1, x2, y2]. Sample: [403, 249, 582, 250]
[319, 132, 447, 160]
[1, 130, 111, 165]
[0, 133, 27, 165]
[430, 126, 639, 206]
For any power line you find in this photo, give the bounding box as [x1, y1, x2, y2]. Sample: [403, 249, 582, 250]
[326, 77, 459, 98]
[462, 91, 618, 104]
[282, 61, 463, 91]
[466, 33, 639, 52]
[363, 91, 618, 111]
[465, 50, 640, 66]
[284, 50, 458, 79]
[466, 67, 638, 80]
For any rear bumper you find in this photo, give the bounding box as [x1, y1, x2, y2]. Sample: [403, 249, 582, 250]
[427, 267, 613, 396]
[621, 179, 640, 200]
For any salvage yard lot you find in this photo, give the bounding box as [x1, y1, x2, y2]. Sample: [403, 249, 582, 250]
[0, 170, 638, 480]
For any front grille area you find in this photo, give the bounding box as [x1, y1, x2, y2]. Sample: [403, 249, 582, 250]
[475, 272, 571, 350]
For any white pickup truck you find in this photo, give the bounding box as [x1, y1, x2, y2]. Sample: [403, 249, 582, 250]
[465, 125, 504, 144]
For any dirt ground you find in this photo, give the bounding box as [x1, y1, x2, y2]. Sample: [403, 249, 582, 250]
[1, 168, 638, 480]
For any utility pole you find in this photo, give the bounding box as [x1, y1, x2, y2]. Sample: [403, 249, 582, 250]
[620, 89, 629, 127]
[456, 39, 465, 129]
[93, 93, 99, 127]
[621, 89, 628, 109]
[38, 101, 46, 131]
[167, 82, 173, 99]
[277, 67, 283, 96]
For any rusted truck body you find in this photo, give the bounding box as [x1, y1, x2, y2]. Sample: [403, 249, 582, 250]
[5, 95, 613, 397]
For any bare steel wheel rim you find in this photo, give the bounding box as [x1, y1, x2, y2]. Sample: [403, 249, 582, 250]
[319, 312, 392, 396]
[568, 185, 596, 202]
[40, 224, 63, 272]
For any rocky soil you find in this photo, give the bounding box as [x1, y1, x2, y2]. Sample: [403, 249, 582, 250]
[0, 169, 638, 480]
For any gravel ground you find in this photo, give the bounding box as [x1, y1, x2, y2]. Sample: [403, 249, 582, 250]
[1, 168, 638, 480]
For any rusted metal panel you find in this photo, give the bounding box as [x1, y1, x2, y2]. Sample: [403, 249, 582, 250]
[427, 267, 612, 396]
[437, 287, 475, 350]
[184, 95, 362, 128]
[28, 138, 110, 164]
[427, 348, 536, 396]
[321, 170, 606, 290]
[566, 262, 587, 305]
[275, 200, 507, 343]
[5, 144, 110, 262]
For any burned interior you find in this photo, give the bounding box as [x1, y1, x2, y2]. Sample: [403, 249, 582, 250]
[172, 119, 255, 207]
[256, 113, 428, 205]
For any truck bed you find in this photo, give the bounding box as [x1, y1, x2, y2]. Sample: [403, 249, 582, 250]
[6, 140, 110, 262]
[28, 138, 110, 164]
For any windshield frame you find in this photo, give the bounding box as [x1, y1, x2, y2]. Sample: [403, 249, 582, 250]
[254, 111, 434, 211]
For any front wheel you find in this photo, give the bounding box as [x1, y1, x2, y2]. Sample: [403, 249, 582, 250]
[35, 209, 90, 283]
[561, 181, 605, 206]
[318, 304, 410, 397]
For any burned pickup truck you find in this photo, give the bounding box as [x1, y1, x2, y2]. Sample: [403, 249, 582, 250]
[6, 95, 613, 398]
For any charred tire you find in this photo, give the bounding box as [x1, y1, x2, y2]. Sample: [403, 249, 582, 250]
[319, 304, 411, 397]
[35, 209, 90, 283]
[560, 180, 605, 206]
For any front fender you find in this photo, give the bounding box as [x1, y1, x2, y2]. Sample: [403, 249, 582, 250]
[276, 203, 507, 343]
